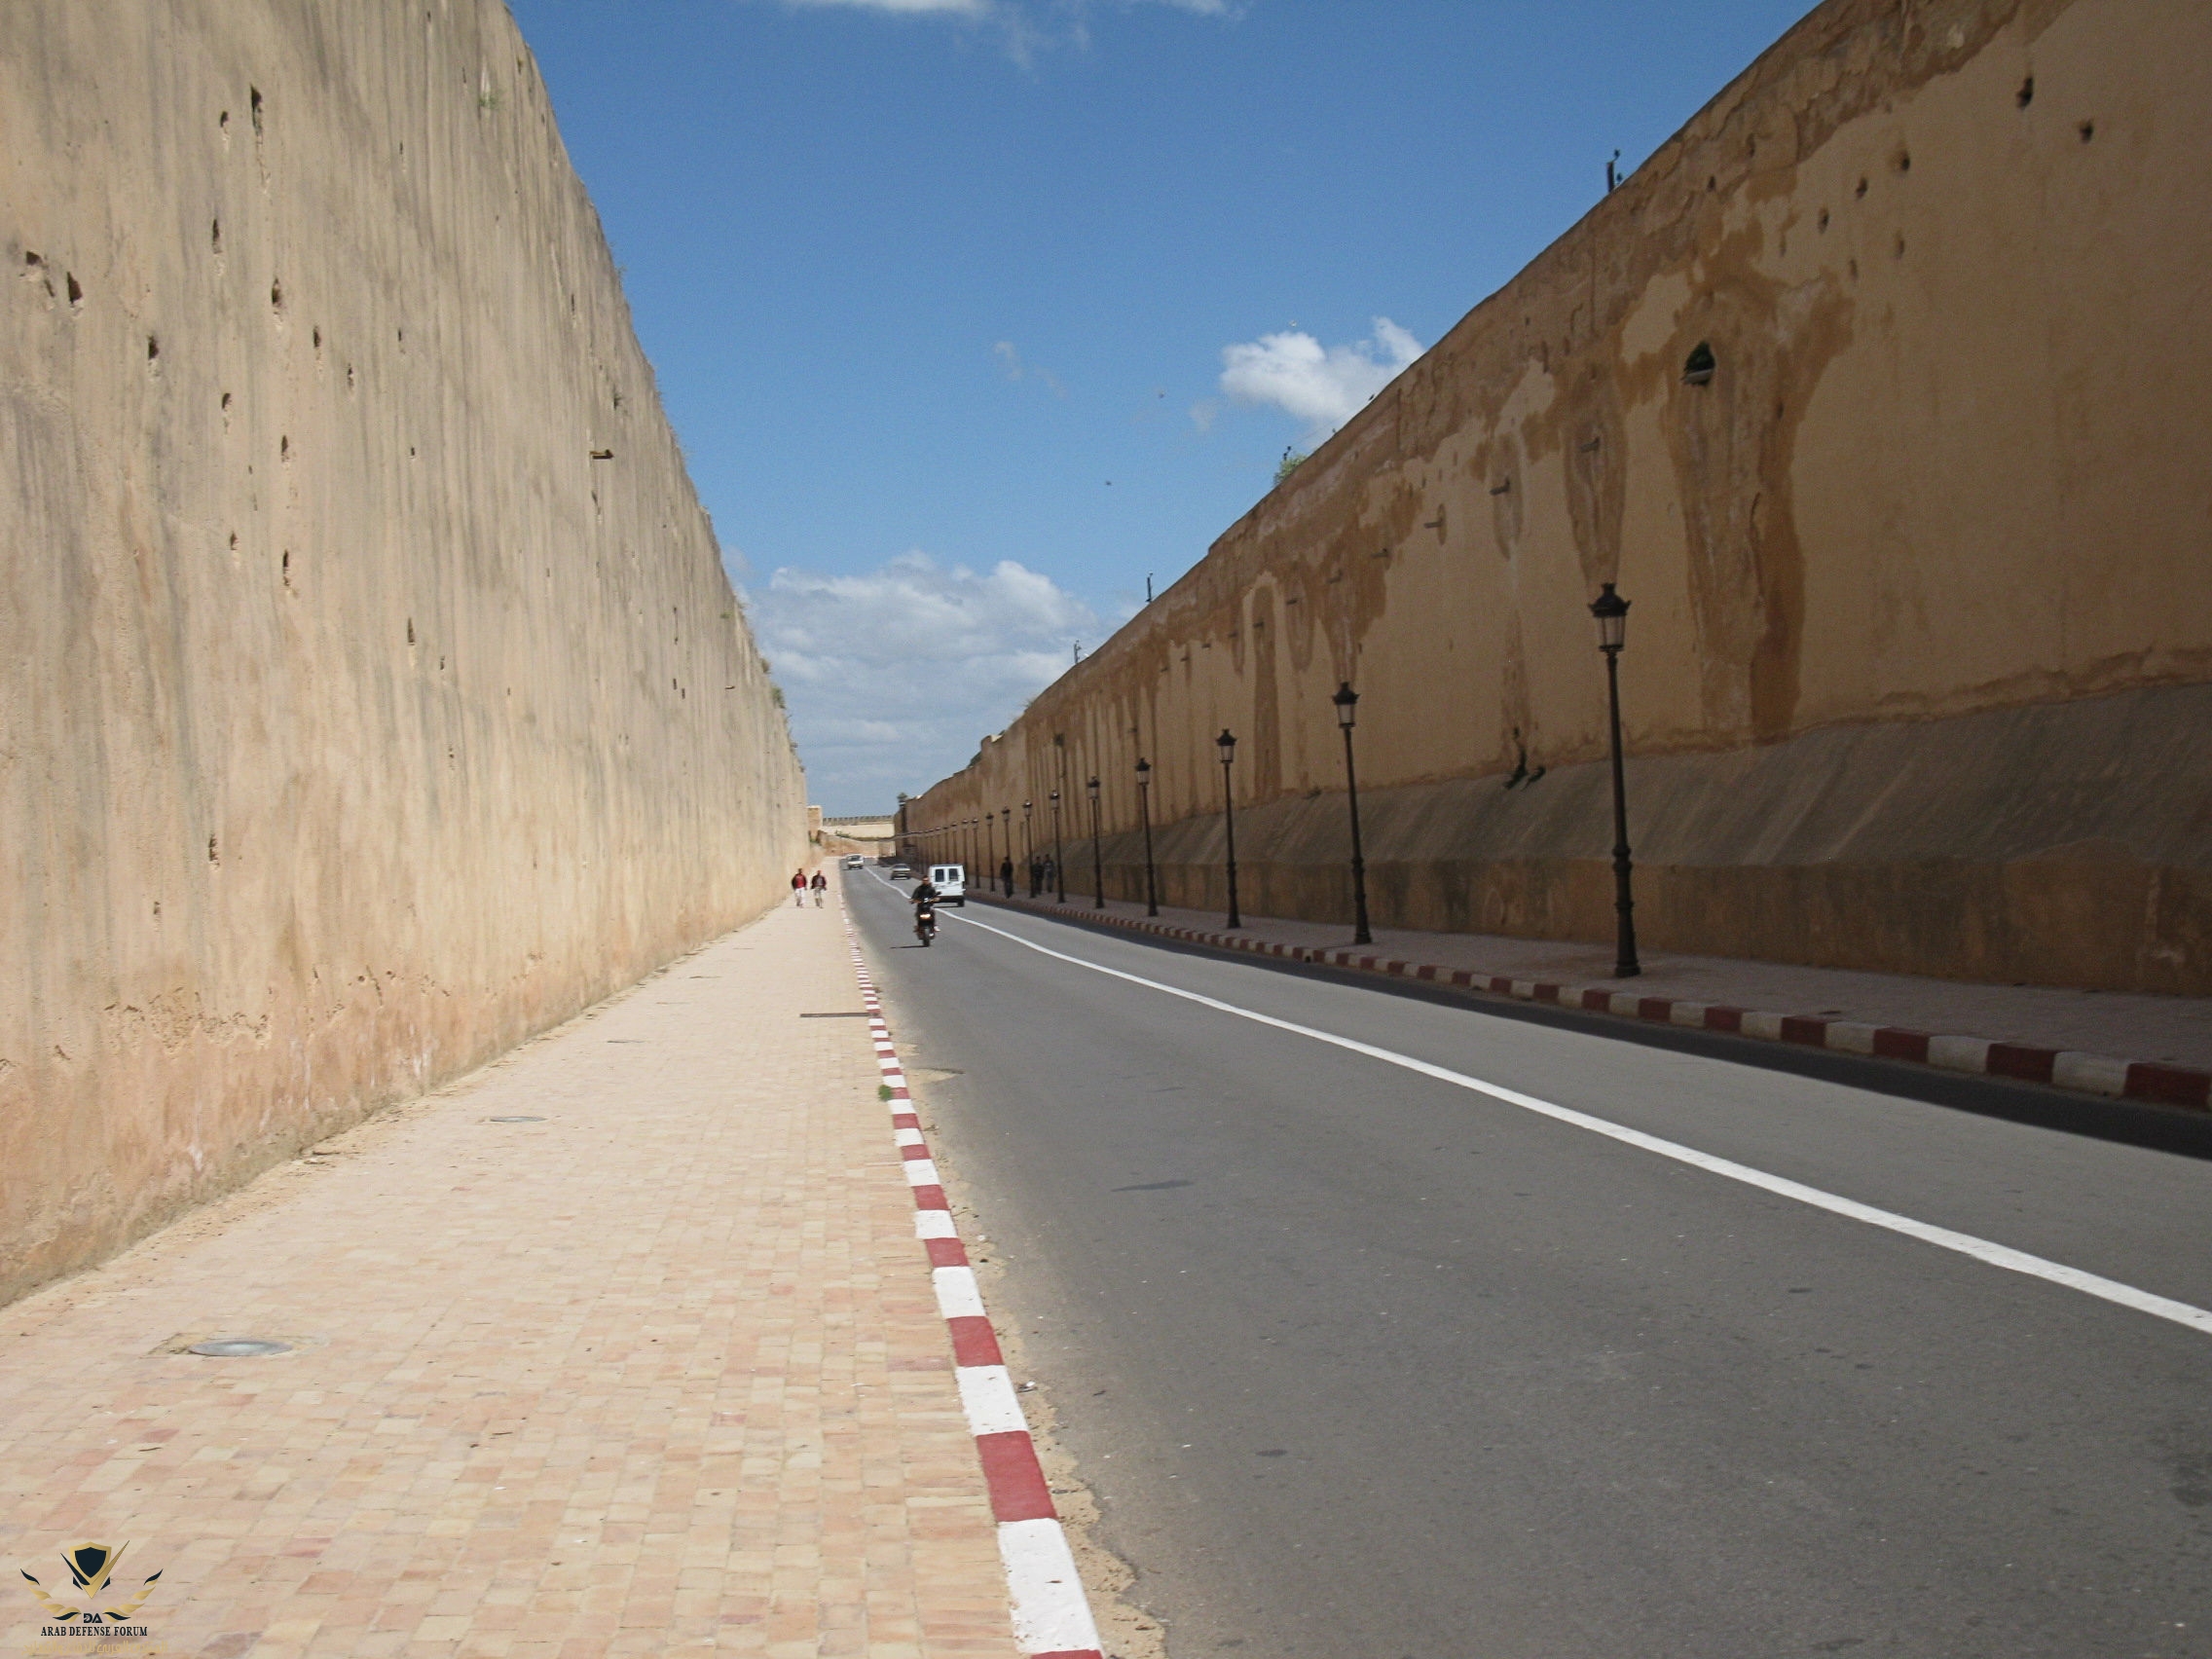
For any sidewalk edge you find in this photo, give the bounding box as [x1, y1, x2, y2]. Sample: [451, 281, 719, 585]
[972, 894, 2209, 1115]
[842, 904, 1107, 1659]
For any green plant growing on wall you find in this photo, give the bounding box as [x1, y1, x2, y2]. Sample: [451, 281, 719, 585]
[1274, 447, 1309, 485]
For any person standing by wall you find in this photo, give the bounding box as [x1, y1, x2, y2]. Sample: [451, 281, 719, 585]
[1000, 855, 1014, 897]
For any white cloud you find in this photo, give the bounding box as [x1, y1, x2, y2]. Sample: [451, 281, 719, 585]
[1218, 316, 1423, 443]
[992, 339, 1066, 396]
[748, 551, 1096, 813]
[783, 0, 987, 14]
[767, 0, 1235, 59]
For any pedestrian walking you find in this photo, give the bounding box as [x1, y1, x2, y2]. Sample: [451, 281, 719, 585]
[1000, 855, 1014, 897]
[810, 869, 827, 906]
[1028, 856, 1043, 898]
[792, 868, 807, 906]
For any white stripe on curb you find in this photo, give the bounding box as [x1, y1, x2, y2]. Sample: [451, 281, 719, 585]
[999, 1519, 1107, 1656]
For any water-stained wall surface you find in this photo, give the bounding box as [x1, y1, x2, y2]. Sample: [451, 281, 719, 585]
[905, 0, 2211, 999]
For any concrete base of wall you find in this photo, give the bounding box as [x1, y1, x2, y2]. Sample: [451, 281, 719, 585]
[1056, 684, 2212, 997]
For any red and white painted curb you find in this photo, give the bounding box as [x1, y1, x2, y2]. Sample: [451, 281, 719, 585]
[977, 895, 2211, 1114]
[841, 908, 1105, 1659]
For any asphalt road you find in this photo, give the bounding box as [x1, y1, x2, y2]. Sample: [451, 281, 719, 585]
[849, 873, 2212, 1659]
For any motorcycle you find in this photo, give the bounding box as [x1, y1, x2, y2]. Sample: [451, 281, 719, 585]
[914, 899, 938, 947]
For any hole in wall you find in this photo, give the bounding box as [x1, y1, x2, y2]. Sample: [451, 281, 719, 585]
[1895, 233, 1906, 259]
[249, 87, 263, 136]
[1894, 148, 1911, 172]
[22, 250, 38, 267]
[2017, 75, 2034, 108]
[210, 218, 222, 254]
[281, 549, 291, 588]
[219, 109, 229, 133]
[66, 273, 82, 306]
[279, 435, 289, 461]
[1681, 342, 1716, 386]
[146, 335, 159, 362]
[407, 618, 415, 645]
[229, 532, 238, 552]
[346, 363, 355, 387]
[312, 326, 320, 350]
[220, 390, 232, 411]
[1855, 176, 1868, 198]
[1818, 207, 1830, 231]
[271, 276, 282, 311]
[208, 835, 219, 865]
[2078, 119, 2095, 142]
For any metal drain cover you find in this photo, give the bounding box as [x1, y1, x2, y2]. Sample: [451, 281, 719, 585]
[487, 1115, 544, 1123]
[188, 1338, 292, 1358]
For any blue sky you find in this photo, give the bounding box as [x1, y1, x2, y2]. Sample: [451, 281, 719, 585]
[508, 0, 1815, 813]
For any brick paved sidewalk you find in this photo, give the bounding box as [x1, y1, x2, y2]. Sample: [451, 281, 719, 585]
[974, 887, 2212, 1101]
[0, 887, 1020, 1659]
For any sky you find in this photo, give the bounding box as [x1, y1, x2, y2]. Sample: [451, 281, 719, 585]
[507, 0, 1816, 814]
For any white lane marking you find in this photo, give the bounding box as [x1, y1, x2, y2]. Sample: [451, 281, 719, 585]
[942, 907, 2212, 1340]
[933, 1266, 987, 1319]
[998, 1518, 1106, 1655]
[956, 1364, 1031, 1436]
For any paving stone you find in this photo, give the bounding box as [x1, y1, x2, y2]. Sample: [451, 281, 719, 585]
[0, 881, 1017, 1657]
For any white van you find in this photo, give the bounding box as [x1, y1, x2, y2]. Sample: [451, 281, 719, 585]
[928, 865, 968, 905]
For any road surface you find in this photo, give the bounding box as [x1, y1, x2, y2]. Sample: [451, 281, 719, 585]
[850, 872, 2212, 1659]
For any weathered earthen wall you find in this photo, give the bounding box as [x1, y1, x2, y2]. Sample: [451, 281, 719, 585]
[908, 0, 2211, 995]
[1, 2, 808, 1303]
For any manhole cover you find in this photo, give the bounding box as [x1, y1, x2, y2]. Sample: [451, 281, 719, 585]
[188, 1339, 292, 1358]
[487, 1115, 544, 1124]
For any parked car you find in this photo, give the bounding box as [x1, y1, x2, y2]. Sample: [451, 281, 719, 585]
[928, 865, 967, 905]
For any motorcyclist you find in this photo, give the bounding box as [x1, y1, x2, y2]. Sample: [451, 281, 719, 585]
[911, 875, 941, 943]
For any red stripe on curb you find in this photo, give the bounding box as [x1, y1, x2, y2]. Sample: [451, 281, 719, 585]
[911, 1184, 949, 1210]
[1638, 997, 1675, 1021]
[1873, 1028, 1931, 1062]
[1988, 1043, 2058, 1083]
[2127, 1062, 2211, 1109]
[925, 1237, 970, 1268]
[976, 1430, 1058, 1522]
[1533, 983, 1563, 1005]
[947, 1315, 1004, 1367]
[1705, 1006, 1745, 1033]
[901, 1143, 932, 1160]
[1580, 989, 1609, 1013]
[1780, 1015, 1829, 1047]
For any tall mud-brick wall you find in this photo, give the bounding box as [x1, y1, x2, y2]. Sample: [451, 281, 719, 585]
[0, 3, 809, 1304]
[909, 0, 2212, 997]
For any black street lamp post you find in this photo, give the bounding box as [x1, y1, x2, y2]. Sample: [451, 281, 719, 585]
[1052, 735, 1069, 903]
[1022, 800, 1034, 896]
[1049, 790, 1063, 903]
[1589, 581, 1641, 977]
[1217, 728, 1240, 930]
[1333, 682, 1373, 945]
[1135, 757, 1159, 916]
[1087, 775, 1104, 908]
[1000, 807, 1012, 893]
